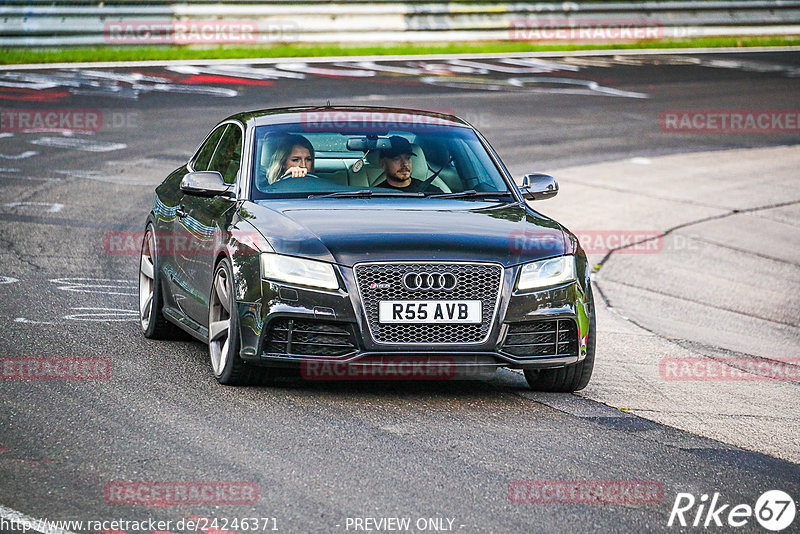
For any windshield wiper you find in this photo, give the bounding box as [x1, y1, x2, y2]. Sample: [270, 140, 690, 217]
[428, 190, 513, 200]
[309, 190, 424, 199]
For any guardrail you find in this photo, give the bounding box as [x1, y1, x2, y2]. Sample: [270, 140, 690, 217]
[2, 1, 799, 46]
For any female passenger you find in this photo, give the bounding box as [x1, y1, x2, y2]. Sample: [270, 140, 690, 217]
[266, 134, 315, 184]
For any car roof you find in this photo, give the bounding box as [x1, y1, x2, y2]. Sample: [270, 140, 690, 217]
[224, 106, 472, 129]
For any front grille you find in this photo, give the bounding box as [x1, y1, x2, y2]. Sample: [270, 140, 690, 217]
[501, 319, 578, 358]
[354, 262, 503, 344]
[264, 318, 357, 357]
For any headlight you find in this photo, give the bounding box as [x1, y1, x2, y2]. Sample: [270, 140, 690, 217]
[260, 253, 339, 290]
[516, 255, 576, 291]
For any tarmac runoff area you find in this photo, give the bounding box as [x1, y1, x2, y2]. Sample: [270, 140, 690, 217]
[521, 144, 800, 464]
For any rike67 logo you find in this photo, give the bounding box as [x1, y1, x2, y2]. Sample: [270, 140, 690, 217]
[668, 490, 796, 531]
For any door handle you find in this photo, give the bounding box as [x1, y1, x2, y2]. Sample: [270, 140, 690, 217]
[176, 206, 188, 218]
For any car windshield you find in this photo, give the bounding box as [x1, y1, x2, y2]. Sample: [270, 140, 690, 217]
[250, 122, 513, 199]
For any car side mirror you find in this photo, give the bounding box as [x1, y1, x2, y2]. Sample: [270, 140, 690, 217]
[180, 171, 233, 197]
[519, 173, 558, 201]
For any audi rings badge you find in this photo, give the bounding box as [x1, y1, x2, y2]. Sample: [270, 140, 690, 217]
[403, 272, 457, 291]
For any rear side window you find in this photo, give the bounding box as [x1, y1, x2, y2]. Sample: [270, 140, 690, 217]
[192, 125, 226, 171]
[208, 124, 243, 184]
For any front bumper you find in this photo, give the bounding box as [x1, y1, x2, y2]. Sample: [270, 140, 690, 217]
[237, 263, 592, 372]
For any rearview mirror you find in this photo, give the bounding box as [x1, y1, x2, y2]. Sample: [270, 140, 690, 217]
[180, 171, 233, 197]
[346, 137, 393, 152]
[519, 173, 558, 201]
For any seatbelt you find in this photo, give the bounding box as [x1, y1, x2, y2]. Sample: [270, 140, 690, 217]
[416, 156, 453, 193]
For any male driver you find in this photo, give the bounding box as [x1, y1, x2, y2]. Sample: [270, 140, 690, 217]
[375, 136, 443, 194]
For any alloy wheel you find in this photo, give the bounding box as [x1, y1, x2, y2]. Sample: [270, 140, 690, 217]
[138, 230, 156, 332]
[209, 266, 232, 376]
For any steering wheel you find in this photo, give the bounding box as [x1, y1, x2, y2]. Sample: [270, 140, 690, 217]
[279, 171, 320, 181]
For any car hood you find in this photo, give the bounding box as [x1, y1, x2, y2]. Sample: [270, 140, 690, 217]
[243, 199, 567, 267]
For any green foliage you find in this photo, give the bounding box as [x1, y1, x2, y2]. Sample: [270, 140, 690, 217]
[2, 36, 799, 65]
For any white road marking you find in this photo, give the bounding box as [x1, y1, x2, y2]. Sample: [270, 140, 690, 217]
[29, 137, 126, 152]
[499, 57, 580, 72]
[0, 71, 63, 90]
[0, 504, 79, 534]
[50, 278, 136, 296]
[448, 58, 570, 74]
[5, 46, 799, 71]
[0, 151, 38, 160]
[0, 69, 239, 99]
[415, 61, 487, 75]
[2, 175, 63, 182]
[208, 64, 305, 79]
[507, 76, 649, 98]
[63, 307, 138, 322]
[14, 317, 55, 325]
[559, 56, 618, 68]
[71, 69, 169, 84]
[275, 62, 376, 77]
[0, 168, 20, 172]
[3, 202, 64, 213]
[420, 74, 648, 97]
[0, 276, 20, 284]
[0, 133, 14, 139]
[344, 61, 424, 75]
[630, 157, 652, 165]
[419, 76, 506, 91]
[166, 64, 305, 80]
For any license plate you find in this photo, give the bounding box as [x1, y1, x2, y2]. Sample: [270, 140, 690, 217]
[378, 300, 482, 324]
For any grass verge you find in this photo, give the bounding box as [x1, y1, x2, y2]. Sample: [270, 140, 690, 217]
[2, 35, 800, 65]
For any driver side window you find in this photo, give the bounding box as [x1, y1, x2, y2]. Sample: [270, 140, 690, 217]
[192, 125, 226, 172]
[208, 124, 243, 185]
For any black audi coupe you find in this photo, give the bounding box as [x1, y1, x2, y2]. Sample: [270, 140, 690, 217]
[138, 106, 595, 391]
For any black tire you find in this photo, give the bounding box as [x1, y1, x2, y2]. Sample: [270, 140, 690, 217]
[208, 258, 272, 386]
[524, 305, 596, 393]
[139, 224, 178, 339]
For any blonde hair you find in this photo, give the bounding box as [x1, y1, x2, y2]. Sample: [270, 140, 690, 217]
[266, 134, 315, 184]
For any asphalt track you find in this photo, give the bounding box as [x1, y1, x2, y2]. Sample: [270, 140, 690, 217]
[0, 50, 799, 533]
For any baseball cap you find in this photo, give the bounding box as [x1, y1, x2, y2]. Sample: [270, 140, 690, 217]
[379, 136, 416, 159]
